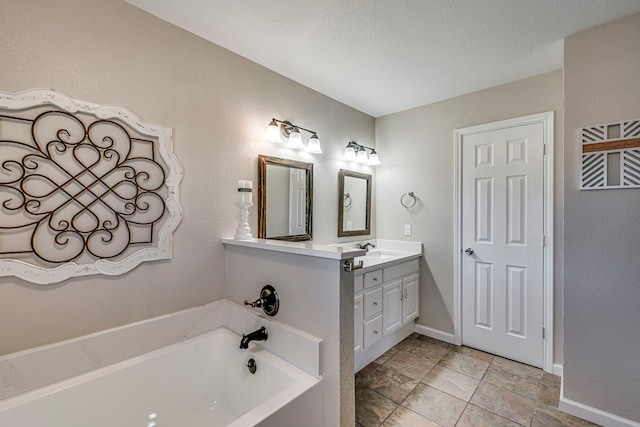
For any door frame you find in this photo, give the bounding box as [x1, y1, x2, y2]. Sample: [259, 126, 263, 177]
[453, 111, 554, 372]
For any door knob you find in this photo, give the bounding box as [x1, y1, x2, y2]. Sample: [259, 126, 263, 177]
[464, 248, 474, 255]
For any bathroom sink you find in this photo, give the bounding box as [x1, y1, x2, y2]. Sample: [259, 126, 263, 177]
[364, 250, 395, 259]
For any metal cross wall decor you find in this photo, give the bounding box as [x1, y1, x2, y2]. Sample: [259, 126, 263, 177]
[0, 89, 182, 284]
[580, 118, 640, 189]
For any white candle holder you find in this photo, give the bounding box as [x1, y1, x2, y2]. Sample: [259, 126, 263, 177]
[234, 201, 253, 240]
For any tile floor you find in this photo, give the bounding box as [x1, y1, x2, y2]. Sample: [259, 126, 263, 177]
[355, 333, 600, 427]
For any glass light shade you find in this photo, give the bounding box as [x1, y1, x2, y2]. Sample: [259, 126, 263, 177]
[306, 133, 322, 153]
[343, 146, 357, 161]
[265, 120, 281, 143]
[356, 147, 369, 163]
[286, 127, 304, 149]
[368, 150, 381, 166]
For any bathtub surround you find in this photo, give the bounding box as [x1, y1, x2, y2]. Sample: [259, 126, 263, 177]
[0, 0, 375, 356]
[0, 300, 322, 403]
[0, 301, 322, 426]
[223, 239, 364, 426]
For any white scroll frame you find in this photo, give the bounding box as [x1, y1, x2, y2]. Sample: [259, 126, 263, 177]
[0, 89, 182, 284]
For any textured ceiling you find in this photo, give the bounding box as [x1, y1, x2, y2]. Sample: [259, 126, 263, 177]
[125, 0, 640, 117]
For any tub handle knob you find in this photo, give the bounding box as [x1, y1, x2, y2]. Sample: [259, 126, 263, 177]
[245, 285, 279, 316]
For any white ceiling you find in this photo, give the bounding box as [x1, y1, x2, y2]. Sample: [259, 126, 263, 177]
[125, 0, 640, 117]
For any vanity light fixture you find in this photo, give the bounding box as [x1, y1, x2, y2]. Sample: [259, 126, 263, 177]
[343, 141, 381, 166]
[265, 118, 322, 153]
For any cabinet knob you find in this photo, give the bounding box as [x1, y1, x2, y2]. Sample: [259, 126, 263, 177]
[373, 277, 378, 281]
[373, 301, 378, 306]
[373, 330, 378, 334]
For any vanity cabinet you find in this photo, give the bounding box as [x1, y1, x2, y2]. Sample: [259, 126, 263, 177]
[354, 259, 419, 360]
[383, 273, 419, 335]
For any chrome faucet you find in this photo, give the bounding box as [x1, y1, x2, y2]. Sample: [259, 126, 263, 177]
[239, 326, 268, 349]
[357, 242, 376, 251]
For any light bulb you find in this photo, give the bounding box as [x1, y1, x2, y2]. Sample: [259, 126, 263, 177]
[343, 145, 357, 161]
[306, 133, 322, 153]
[368, 150, 381, 166]
[356, 147, 368, 163]
[265, 119, 281, 143]
[286, 127, 304, 149]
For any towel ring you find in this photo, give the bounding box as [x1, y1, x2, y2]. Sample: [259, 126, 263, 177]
[343, 192, 352, 208]
[400, 192, 417, 208]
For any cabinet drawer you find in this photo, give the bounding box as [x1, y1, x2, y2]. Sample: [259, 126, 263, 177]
[364, 287, 382, 318]
[354, 274, 364, 293]
[363, 315, 382, 348]
[383, 259, 419, 282]
[364, 270, 382, 288]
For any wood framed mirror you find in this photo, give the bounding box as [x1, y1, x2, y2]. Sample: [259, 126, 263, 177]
[338, 169, 371, 237]
[258, 155, 313, 241]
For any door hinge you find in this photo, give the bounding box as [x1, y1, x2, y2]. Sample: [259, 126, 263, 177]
[542, 326, 546, 339]
[541, 235, 546, 247]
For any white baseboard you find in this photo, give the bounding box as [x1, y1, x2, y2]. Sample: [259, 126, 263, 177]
[559, 395, 640, 427]
[552, 363, 563, 377]
[413, 324, 455, 344]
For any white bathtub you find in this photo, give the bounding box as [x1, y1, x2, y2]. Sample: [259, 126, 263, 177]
[0, 327, 320, 427]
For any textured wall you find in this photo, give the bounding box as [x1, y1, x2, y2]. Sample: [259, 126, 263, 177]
[563, 13, 640, 422]
[375, 70, 565, 363]
[0, 0, 374, 355]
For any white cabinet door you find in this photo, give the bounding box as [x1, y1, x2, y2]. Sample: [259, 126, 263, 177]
[354, 294, 363, 353]
[382, 279, 403, 335]
[402, 273, 419, 324]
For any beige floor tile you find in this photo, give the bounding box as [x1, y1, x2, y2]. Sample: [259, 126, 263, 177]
[421, 365, 480, 401]
[452, 345, 496, 363]
[384, 351, 436, 381]
[470, 381, 535, 426]
[456, 404, 522, 427]
[438, 351, 491, 380]
[382, 406, 441, 427]
[532, 403, 602, 427]
[483, 362, 541, 399]
[491, 357, 543, 380]
[375, 347, 399, 364]
[356, 386, 398, 427]
[356, 363, 379, 383]
[537, 373, 561, 408]
[360, 365, 419, 404]
[402, 383, 467, 427]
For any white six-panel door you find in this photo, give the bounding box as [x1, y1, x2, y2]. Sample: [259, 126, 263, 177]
[461, 122, 545, 367]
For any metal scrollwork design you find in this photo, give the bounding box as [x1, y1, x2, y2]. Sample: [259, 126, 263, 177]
[1, 111, 167, 264]
[0, 88, 181, 285]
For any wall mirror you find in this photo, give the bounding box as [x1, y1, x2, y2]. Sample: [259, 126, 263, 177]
[258, 155, 313, 241]
[338, 169, 371, 237]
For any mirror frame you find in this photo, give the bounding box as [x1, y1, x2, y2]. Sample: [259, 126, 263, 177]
[258, 155, 313, 241]
[338, 169, 372, 237]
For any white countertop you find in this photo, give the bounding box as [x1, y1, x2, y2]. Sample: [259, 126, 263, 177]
[222, 238, 366, 260]
[330, 239, 423, 273]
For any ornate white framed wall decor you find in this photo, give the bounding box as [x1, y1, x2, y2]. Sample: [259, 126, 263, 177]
[0, 89, 182, 284]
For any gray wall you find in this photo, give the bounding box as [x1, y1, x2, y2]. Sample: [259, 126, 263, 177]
[0, 0, 374, 356]
[563, 13, 640, 422]
[375, 70, 565, 363]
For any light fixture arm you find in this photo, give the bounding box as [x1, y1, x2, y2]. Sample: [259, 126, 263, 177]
[271, 118, 317, 137]
[347, 141, 375, 152]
